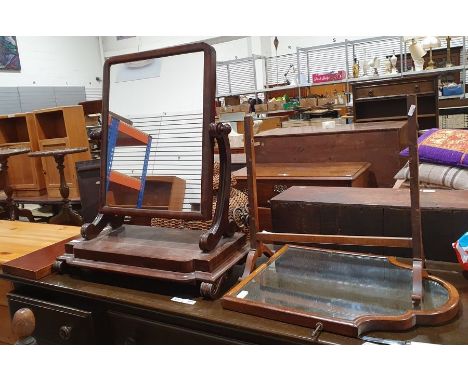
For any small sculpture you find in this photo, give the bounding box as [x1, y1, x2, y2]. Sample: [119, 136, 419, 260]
[369, 57, 380, 76]
[383, 58, 392, 74]
[352, 57, 360, 78]
[390, 51, 398, 74]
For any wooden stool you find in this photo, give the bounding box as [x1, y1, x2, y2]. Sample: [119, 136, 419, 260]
[0, 147, 35, 222]
[29, 147, 88, 226]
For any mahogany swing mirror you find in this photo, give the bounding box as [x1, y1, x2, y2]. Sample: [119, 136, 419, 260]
[102, 43, 214, 220]
[221, 95, 460, 337]
[55, 42, 248, 299]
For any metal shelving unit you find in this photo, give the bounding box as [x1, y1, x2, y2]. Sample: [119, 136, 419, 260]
[215, 36, 468, 102]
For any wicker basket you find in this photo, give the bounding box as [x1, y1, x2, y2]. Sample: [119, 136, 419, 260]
[151, 162, 249, 234]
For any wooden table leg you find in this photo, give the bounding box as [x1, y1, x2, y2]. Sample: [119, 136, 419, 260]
[48, 154, 83, 226]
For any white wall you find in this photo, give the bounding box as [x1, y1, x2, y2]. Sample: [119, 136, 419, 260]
[0, 36, 103, 87]
[101, 36, 248, 59]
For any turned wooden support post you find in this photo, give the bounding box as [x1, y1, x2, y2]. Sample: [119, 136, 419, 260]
[55, 154, 70, 202]
[29, 147, 88, 226]
[12, 308, 37, 345]
[407, 94, 425, 307]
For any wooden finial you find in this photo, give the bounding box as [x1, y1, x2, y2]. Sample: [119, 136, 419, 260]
[12, 308, 37, 345]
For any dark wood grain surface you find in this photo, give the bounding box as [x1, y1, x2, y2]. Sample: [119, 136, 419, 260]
[2, 257, 468, 344]
[28, 147, 88, 157]
[233, 162, 371, 181]
[254, 121, 408, 187]
[256, 120, 406, 137]
[272, 186, 468, 210]
[0, 148, 31, 158]
[271, 186, 468, 262]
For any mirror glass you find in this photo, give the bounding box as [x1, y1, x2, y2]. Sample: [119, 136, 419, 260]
[106, 52, 204, 213]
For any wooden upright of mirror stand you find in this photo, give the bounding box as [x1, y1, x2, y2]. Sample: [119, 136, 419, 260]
[221, 95, 460, 337]
[54, 42, 248, 299]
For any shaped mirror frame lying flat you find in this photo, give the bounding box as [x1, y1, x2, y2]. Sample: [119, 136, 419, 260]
[100, 42, 216, 221]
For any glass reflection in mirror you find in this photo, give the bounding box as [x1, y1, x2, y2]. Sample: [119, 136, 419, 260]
[106, 52, 204, 213]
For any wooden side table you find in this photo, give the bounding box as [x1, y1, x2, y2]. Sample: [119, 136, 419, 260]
[29, 147, 88, 226]
[233, 162, 371, 231]
[0, 148, 35, 222]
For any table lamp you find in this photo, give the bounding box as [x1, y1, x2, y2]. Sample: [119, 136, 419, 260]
[408, 38, 426, 71]
[422, 36, 441, 70]
[445, 36, 453, 67]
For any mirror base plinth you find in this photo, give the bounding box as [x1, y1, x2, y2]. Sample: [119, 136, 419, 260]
[59, 225, 249, 298]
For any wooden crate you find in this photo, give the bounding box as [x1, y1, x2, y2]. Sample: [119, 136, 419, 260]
[256, 117, 284, 133]
[230, 104, 250, 113]
[254, 104, 268, 113]
[299, 98, 317, 108]
[267, 101, 284, 111]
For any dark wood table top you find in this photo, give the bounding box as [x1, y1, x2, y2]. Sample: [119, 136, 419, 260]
[272, 186, 468, 210]
[256, 121, 407, 138]
[233, 162, 371, 181]
[28, 147, 88, 158]
[2, 257, 468, 344]
[0, 147, 30, 159]
[0, 195, 81, 205]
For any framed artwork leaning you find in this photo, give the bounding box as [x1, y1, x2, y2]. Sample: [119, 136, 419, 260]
[0, 36, 21, 71]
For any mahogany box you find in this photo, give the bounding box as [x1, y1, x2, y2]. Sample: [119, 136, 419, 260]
[271, 186, 468, 262]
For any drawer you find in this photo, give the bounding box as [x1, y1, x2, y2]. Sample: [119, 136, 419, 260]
[8, 294, 95, 344]
[108, 311, 246, 344]
[355, 81, 435, 99]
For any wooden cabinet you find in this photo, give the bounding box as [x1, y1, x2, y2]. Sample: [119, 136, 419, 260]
[33, 106, 91, 198]
[233, 162, 370, 231]
[0, 113, 46, 196]
[352, 74, 439, 130]
[255, 121, 408, 188]
[3, 262, 468, 344]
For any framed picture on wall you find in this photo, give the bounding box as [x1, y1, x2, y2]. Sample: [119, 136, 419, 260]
[0, 36, 21, 71]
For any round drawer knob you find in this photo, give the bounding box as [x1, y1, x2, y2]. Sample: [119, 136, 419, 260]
[59, 325, 73, 341]
[414, 85, 420, 91]
[12, 308, 37, 345]
[368, 90, 374, 97]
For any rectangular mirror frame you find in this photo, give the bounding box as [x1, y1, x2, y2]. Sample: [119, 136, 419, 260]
[99, 42, 216, 220]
